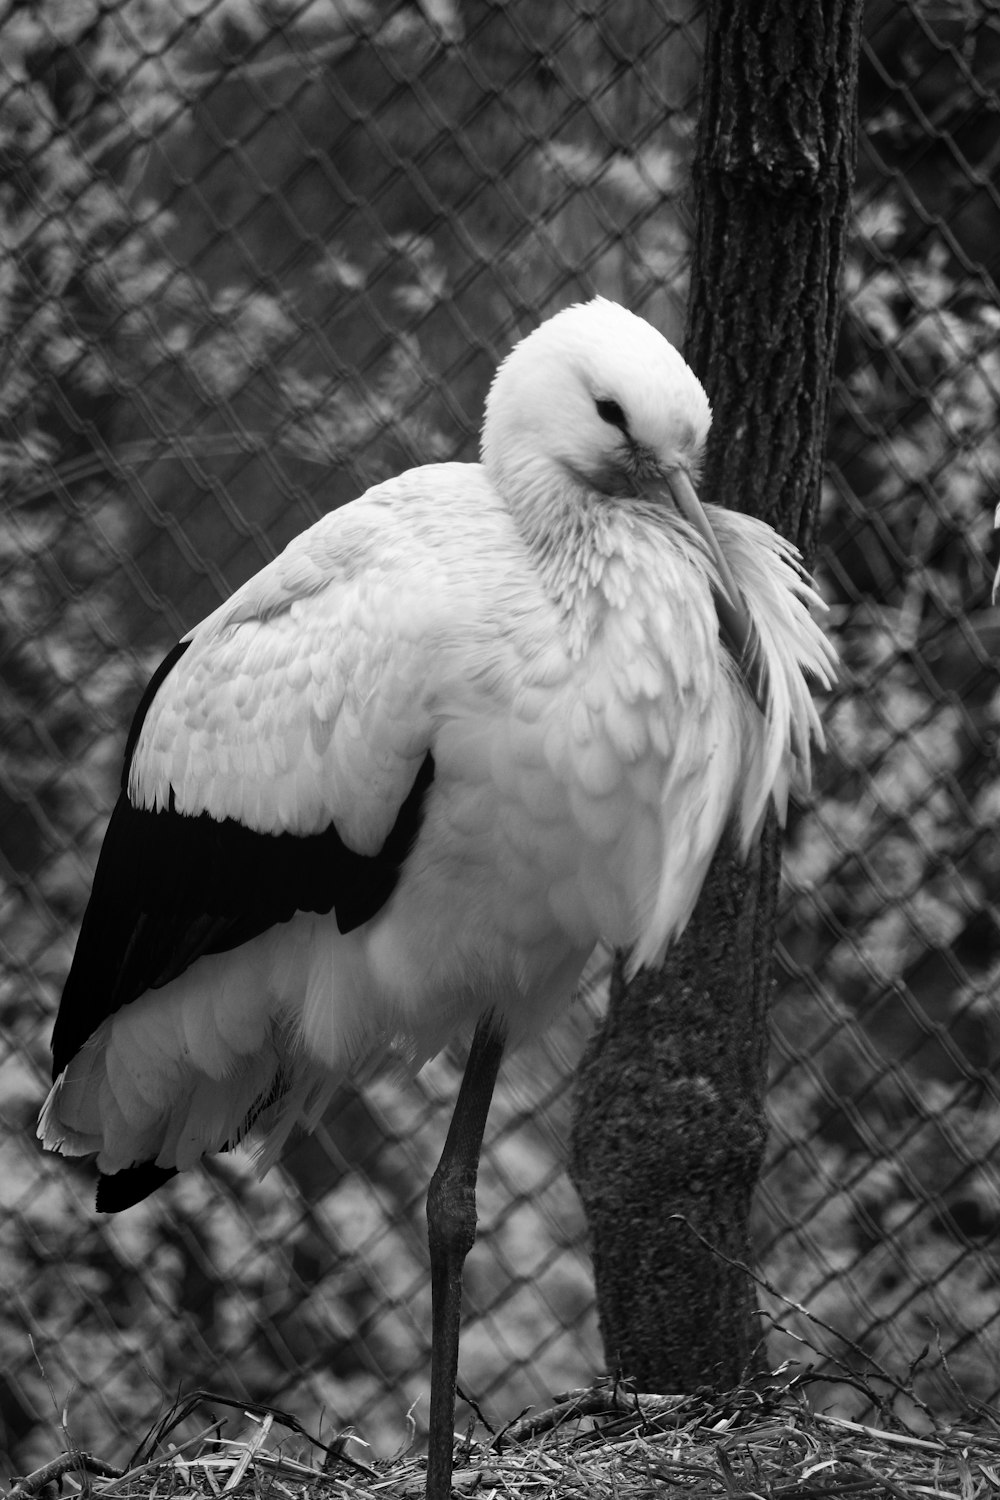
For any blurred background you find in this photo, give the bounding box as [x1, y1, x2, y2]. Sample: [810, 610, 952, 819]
[1, 0, 999, 1479]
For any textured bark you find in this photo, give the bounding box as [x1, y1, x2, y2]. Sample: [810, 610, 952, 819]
[569, 0, 863, 1391]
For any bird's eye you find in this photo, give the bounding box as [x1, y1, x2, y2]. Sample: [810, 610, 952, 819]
[595, 398, 628, 431]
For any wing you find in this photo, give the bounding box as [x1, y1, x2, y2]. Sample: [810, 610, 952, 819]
[51, 490, 449, 1080]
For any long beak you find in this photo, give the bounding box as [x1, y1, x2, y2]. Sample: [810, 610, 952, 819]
[665, 469, 768, 712]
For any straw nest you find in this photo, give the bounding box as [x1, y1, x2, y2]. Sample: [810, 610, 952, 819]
[8, 1376, 1000, 1500]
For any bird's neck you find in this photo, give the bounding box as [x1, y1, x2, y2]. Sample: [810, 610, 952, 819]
[506, 466, 664, 658]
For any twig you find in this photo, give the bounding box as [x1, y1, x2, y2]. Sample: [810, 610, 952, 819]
[127, 1390, 375, 1477]
[811, 1415, 947, 1454]
[667, 1214, 933, 1421]
[8, 1454, 124, 1499]
[92, 1426, 226, 1496]
[845, 1459, 915, 1500]
[223, 1412, 273, 1492]
[499, 1389, 632, 1445]
[456, 1386, 496, 1437]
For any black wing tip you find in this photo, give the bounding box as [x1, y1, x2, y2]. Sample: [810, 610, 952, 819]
[96, 1161, 177, 1212]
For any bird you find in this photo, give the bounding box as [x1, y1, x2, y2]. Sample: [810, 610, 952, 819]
[38, 297, 836, 1500]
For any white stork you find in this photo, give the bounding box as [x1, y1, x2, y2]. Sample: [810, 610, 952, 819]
[39, 297, 835, 1498]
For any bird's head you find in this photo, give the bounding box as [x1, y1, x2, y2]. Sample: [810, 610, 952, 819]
[481, 298, 757, 683]
[481, 297, 711, 510]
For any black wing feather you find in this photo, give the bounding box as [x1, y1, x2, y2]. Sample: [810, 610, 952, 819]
[51, 639, 435, 1078]
[96, 1161, 177, 1212]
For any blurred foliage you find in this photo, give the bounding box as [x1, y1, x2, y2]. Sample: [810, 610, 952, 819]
[1, 0, 999, 1483]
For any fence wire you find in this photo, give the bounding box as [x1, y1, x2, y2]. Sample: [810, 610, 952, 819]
[1, 0, 998, 1480]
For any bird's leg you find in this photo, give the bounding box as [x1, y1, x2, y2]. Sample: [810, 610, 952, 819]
[425, 1014, 505, 1500]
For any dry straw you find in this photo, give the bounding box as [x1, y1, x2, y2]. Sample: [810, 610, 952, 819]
[8, 1376, 1000, 1500]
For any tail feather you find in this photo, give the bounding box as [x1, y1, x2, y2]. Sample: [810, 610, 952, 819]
[39, 965, 296, 1184]
[155, 1056, 278, 1172]
[37, 917, 385, 1204]
[250, 1070, 339, 1177]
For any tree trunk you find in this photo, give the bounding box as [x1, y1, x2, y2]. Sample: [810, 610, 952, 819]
[569, 0, 862, 1391]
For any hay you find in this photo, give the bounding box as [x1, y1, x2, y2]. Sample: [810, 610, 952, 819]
[8, 1379, 1000, 1500]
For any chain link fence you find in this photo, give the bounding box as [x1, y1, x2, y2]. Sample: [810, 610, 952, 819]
[1, 0, 998, 1480]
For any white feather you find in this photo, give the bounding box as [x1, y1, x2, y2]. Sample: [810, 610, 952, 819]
[40, 298, 835, 1184]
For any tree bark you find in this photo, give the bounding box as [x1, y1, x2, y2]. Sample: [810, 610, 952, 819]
[569, 0, 862, 1391]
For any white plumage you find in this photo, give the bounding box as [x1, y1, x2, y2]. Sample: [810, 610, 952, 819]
[39, 297, 834, 1492]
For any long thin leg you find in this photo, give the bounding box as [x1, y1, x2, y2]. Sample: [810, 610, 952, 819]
[425, 1014, 505, 1500]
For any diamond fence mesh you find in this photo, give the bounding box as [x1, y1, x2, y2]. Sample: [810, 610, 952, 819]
[1, 0, 998, 1480]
